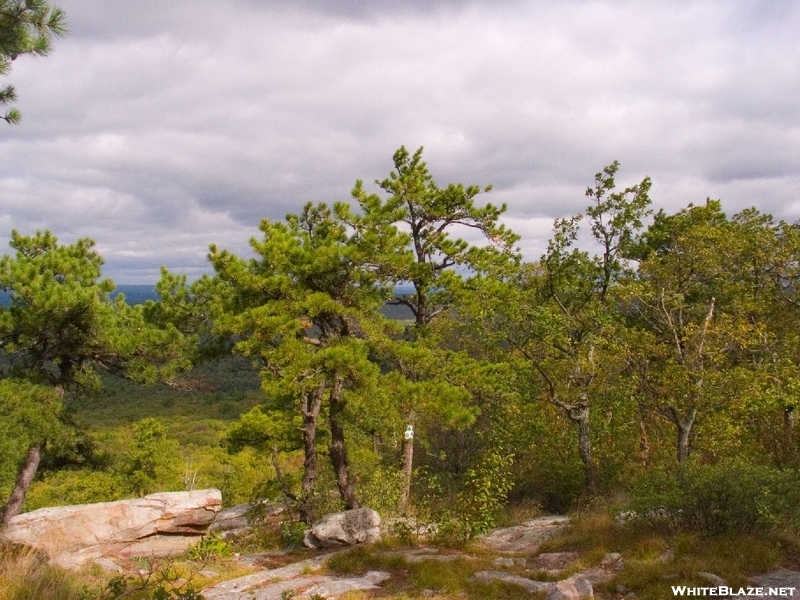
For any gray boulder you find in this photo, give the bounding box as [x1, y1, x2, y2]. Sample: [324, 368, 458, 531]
[303, 507, 381, 549]
[207, 502, 252, 536]
[1, 489, 222, 571]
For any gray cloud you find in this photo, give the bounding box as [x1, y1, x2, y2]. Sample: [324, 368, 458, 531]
[0, 0, 798, 282]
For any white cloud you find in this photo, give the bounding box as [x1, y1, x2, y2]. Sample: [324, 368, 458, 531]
[0, 0, 798, 280]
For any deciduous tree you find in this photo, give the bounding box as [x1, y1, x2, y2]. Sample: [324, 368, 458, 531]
[458, 162, 651, 491]
[623, 201, 765, 463]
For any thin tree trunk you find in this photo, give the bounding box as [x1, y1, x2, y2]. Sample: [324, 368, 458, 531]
[785, 405, 796, 462]
[2, 444, 42, 528]
[299, 382, 325, 523]
[536, 364, 597, 492]
[398, 423, 414, 514]
[568, 405, 597, 491]
[674, 408, 696, 464]
[638, 412, 651, 467]
[328, 375, 360, 510]
[271, 446, 297, 502]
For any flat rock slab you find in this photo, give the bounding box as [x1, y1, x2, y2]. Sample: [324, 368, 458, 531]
[528, 552, 580, 575]
[236, 551, 292, 569]
[203, 566, 388, 600]
[202, 555, 331, 598]
[303, 571, 390, 598]
[750, 569, 800, 592]
[471, 570, 552, 594]
[479, 516, 569, 554]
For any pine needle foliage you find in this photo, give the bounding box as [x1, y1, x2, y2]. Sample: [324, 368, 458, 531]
[0, 0, 67, 123]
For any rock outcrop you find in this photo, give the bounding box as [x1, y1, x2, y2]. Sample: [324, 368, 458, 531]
[208, 500, 286, 539]
[1, 489, 222, 571]
[303, 507, 381, 549]
[202, 553, 390, 600]
[478, 515, 569, 553]
[750, 570, 800, 591]
[528, 551, 580, 575]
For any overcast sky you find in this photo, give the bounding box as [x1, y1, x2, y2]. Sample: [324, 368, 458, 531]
[1, 0, 798, 283]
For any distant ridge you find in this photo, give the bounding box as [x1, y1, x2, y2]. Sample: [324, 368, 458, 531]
[112, 285, 158, 305]
[0, 285, 156, 307]
[2, 285, 415, 320]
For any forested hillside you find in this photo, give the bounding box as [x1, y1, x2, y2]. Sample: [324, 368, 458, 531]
[2, 148, 800, 543]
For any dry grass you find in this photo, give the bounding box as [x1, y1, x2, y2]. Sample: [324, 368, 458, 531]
[495, 498, 544, 528]
[538, 508, 798, 600]
[0, 536, 256, 600]
[0, 541, 85, 600]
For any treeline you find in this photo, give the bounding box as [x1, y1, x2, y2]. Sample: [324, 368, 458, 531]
[2, 148, 800, 535]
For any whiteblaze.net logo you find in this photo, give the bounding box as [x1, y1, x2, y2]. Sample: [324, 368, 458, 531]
[672, 586, 796, 597]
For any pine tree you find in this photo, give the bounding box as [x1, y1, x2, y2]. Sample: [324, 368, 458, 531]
[0, 0, 66, 124]
[0, 230, 188, 524]
[209, 201, 407, 522]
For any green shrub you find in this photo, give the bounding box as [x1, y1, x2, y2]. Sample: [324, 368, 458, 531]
[89, 574, 205, 600]
[279, 520, 308, 549]
[455, 449, 514, 538]
[186, 532, 232, 561]
[25, 470, 129, 511]
[123, 418, 184, 495]
[627, 459, 800, 534]
[354, 465, 403, 516]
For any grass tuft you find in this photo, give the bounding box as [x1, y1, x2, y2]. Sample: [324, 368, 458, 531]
[0, 541, 85, 600]
[326, 546, 409, 577]
[408, 558, 479, 595]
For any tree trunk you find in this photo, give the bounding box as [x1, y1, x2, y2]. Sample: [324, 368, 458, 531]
[637, 402, 651, 467]
[398, 423, 414, 514]
[271, 446, 297, 502]
[328, 376, 360, 510]
[675, 408, 696, 464]
[785, 405, 796, 462]
[414, 281, 428, 327]
[2, 383, 66, 527]
[567, 404, 597, 491]
[299, 382, 325, 523]
[2, 444, 42, 528]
